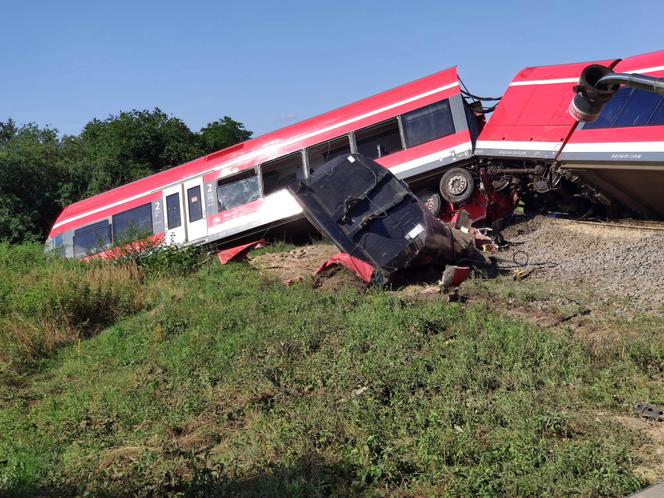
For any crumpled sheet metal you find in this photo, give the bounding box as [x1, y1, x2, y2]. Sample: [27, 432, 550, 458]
[217, 240, 266, 265]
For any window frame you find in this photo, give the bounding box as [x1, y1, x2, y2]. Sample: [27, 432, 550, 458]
[112, 202, 154, 243]
[400, 99, 456, 149]
[216, 168, 262, 212]
[354, 117, 405, 159]
[260, 151, 307, 196]
[306, 135, 353, 171]
[73, 219, 112, 257]
[186, 185, 204, 223]
[166, 192, 182, 230]
[582, 87, 664, 130]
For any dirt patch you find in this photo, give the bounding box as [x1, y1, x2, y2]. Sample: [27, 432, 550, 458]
[313, 266, 367, 293]
[249, 245, 338, 284]
[616, 415, 664, 483]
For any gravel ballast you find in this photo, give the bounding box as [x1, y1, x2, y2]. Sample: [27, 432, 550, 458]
[498, 216, 664, 312]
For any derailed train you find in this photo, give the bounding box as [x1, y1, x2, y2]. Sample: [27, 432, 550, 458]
[476, 50, 664, 220]
[45, 50, 664, 259]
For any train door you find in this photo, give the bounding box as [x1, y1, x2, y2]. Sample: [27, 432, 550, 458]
[183, 177, 207, 241]
[162, 184, 187, 245]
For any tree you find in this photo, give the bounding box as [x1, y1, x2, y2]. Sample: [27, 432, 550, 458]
[68, 108, 203, 196]
[0, 110, 253, 243]
[198, 116, 252, 155]
[0, 121, 65, 242]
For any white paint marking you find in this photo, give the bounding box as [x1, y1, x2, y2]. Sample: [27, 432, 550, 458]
[475, 140, 563, 152]
[562, 141, 664, 153]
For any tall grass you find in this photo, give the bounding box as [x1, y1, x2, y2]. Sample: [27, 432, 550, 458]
[0, 244, 145, 367]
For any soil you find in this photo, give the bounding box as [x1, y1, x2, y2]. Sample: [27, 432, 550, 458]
[616, 414, 664, 484]
[248, 245, 338, 284]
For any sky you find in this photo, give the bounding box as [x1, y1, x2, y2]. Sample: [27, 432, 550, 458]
[2, 0, 662, 138]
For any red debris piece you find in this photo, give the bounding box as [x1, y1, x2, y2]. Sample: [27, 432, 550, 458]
[283, 276, 304, 287]
[441, 265, 471, 290]
[217, 240, 266, 265]
[315, 253, 375, 284]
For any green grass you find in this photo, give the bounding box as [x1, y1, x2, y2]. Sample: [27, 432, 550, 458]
[1, 243, 664, 496]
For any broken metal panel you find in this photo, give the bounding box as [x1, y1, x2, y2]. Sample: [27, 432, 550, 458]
[315, 253, 375, 284]
[217, 239, 266, 265]
[289, 154, 489, 281]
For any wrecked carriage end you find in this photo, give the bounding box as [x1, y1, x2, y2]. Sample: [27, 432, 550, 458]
[288, 154, 491, 284]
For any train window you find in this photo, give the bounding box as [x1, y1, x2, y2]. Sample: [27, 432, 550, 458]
[187, 186, 204, 222]
[584, 88, 664, 129]
[217, 170, 260, 212]
[614, 90, 662, 128]
[649, 99, 664, 126]
[402, 100, 455, 148]
[166, 193, 182, 229]
[307, 136, 351, 171]
[582, 88, 630, 129]
[355, 118, 403, 159]
[73, 220, 111, 257]
[112, 203, 153, 242]
[50, 234, 65, 257]
[262, 151, 305, 195]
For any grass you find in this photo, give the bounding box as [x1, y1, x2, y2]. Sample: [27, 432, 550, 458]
[1, 243, 664, 496]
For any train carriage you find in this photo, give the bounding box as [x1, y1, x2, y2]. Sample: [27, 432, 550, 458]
[473, 49, 664, 218]
[46, 66, 482, 258]
[558, 50, 664, 218]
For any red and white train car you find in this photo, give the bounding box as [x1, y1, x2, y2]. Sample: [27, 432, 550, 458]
[559, 51, 664, 218]
[46, 49, 664, 258]
[46, 66, 482, 258]
[475, 49, 664, 218]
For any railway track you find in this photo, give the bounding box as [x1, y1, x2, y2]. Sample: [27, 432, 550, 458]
[551, 218, 664, 234]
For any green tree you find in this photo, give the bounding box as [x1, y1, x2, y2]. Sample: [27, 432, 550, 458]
[0, 120, 66, 242]
[68, 108, 202, 196]
[198, 116, 252, 154]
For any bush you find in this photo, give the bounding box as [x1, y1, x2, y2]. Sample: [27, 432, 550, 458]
[116, 242, 204, 277]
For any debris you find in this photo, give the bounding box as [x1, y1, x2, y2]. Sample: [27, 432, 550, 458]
[635, 403, 664, 421]
[289, 154, 492, 283]
[315, 253, 375, 284]
[441, 265, 471, 292]
[283, 276, 304, 287]
[217, 240, 266, 265]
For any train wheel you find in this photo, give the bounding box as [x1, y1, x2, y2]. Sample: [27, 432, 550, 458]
[415, 188, 442, 216]
[439, 168, 475, 204]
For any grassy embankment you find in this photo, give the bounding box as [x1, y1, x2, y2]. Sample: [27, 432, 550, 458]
[1, 242, 664, 496]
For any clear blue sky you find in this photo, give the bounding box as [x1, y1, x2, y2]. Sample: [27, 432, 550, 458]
[2, 0, 662, 138]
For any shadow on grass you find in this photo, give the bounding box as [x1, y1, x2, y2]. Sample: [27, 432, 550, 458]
[4, 454, 360, 498]
[183, 454, 359, 498]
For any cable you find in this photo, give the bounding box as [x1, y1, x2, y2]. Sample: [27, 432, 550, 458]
[458, 76, 502, 102]
[460, 90, 502, 102]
